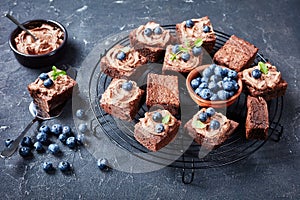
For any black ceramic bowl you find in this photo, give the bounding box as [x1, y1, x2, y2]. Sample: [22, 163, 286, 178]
[9, 19, 68, 68]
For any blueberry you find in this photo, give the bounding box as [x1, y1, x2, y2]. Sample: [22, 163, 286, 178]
[116, 51, 126, 61]
[198, 112, 208, 122]
[122, 81, 133, 91]
[185, 19, 194, 28]
[252, 69, 262, 79]
[39, 73, 49, 81]
[234, 82, 240, 91]
[48, 143, 60, 155]
[181, 52, 190, 62]
[5, 139, 14, 147]
[217, 81, 223, 89]
[58, 133, 68, 144]
[227, 70, 238, 79]
[44, 78, 53, 88]
[210, 93, 218, 101]
[203, 25, 211, 33]
[172, 45, 180, 54]
[223, 81, 235, 91]
[144, 28, 152, 37]
[196, 77, 202, 82]
[78, 123, 88, 133]
[155, 124, 165, 133]
[217, 90, 230, 100]
[214, 66, 223, 76]
[199, 88, 212, 100]
[36, 132, 48, 144]
[199, 82, 208, 89]
[19, 146, 32, 158]
[210, 120, 220, 130]
[66, 137, 76, 149]
[192, 46, 202, 56]
[39, 125, 50, 134]
[76, 134, 85, 145]
[221, 68, 229, 77]
[229, 91, 235, 97]
[97, 158, 109, 171]
[201, 76, 209, 83]
[210, 75, 221, 83]
[51, 124, 62, 136]
[43, 162, 55, 173]
[206, 107, 216, 117]
[62, 125, 72, 137]
[202, 67, 213, 78]
[58, 161, 71, 172]
[33, 141, 44, 152]
[153, 26, 162, 34]
[208, 64, 217, 70]
[223, 77, 232, 82]
[152, 112, 162, 122]
[191, 78, 200, 89]
[75, 109, 85, 119]
[21, 136, 33, 147]
[208, 81, 218, 92]
[194, 87, 201, 95]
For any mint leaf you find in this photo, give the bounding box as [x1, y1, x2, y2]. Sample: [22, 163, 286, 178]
[185, 40, 191, 48]
[170, 53, 177, 61]
[259, 62, 268, 74]
[192, 120, 206, 129]
[162, 115, 170, 124]
[178, 46, 189, 53]
[51, 66, 66, 80]
[194, 38, 203, 48]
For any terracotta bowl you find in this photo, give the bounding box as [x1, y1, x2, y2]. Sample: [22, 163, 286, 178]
[186, 64, 243, 108]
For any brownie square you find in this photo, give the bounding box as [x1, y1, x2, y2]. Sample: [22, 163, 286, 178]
[213, 35, 258, 72]
[146, 73, 180, 116]
[176, 16, 216, 53]
[100, 79, 144, 121]
[246, 96, 269, 140]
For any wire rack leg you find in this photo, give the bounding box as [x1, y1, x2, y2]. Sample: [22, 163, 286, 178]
[270, 123, 283, 142]
[181, 156, 195, 184]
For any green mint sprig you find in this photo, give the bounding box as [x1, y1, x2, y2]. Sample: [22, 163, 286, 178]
[162, 114, 170, 124]
[169, 38, 203, 61]
[192, 119, 206, 129]
[51, 66, 66, 80]
[258, 61, 269, 75]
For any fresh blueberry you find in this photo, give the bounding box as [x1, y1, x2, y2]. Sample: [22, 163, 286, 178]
[194, 87, 201, 95]
[199, 82, 208, 90]
[5, 139, 14, 147]
[227, 70, 238, 79]
[21, 136, 33, 147]
[191, 79, 200, 89]
[36, 132, 48, 144]
[229, 91, 235, 97]
[208, 81, 218, 92]
[196, 77, 202, 82]
[217, 90, 230, 100]
[97, 158, 109, 171]
[202, 67, 213, 78]
[39, 73, 49, 81]
[58, 133, 68, 144]
[39, 125, 50, 134]
[217, 81, 223, 89]
[234, 82, 240, 91]
[252, 69, 262, 79]
[48, 143, 60, 155]
[62, 125, 72, 137]
[152, 112, 162, 122]
[203, 25, 211, 33]
[155, 124, 165, 133]
[206, 107, 216, 117]
[44, 78, 53, 88]
[122, 81, 133, 91]
[201, 76, 209, 83]
[199, 88, 212, 100]
[185, 19, 194, 28]
[223, 81, 235, 91]
[192, 46, 202, 56]
[116, 51, 126, 61]
[51, 124, 62, 136]
[66, 137, 76, 149]
[210, 75, 221, 83]
[221, 68, 229, 77]
[78, 123, 88, 133]
[144, 28, 152, 37]
[223, 77, 232, 82]
[75, 109, 85, 119]
[42, 162, 55, 173]
[214, 66, 223, 76]
[19, 146, 32, 158]
[153, 26, 162, 34]
[198, 112, 208, 122]
[76, 134, 85, 145]
[208, 64, 217, 70]
[210, 120, 220, 130]
[58, 161, 71, 172]
[181, 52, 190, 62]
[172, 45, 180, 54]
[210, 93, 218, 101]
[33, 141, 44, 152]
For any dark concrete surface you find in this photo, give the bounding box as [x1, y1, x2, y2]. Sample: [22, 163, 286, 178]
[0, 0, 299, 199]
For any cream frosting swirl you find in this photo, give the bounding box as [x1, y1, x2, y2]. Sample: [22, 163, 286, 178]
[15, 24, 64, 55]
[242, 63, 281, 90]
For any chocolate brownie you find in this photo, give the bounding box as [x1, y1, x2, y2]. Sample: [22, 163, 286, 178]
[241, 62, 288, 101]
[246, 96, 269, 140]
[184, 107, 239, 149]
[100, 44, 147, 79]
[146, 73, 180, 116]
[134, 109, 181, 151]
[27, 67, 77, 113]
[129, 21, 176, 62]
[176, 16, 216, 53]
[213, 35, 258, 72]
[100, 79, 144, 121]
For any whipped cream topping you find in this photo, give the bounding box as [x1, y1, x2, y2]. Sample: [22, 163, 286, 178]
[242, 63, 281, 90]
[139, 109, 176, 137]
[15, 24, 64, 55]
[191, 109, 230, 137]
[132, 21, 173, 48]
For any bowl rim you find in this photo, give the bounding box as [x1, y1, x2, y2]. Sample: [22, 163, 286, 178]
[186, 64, 243, 107]
[8, 19, 68, 58]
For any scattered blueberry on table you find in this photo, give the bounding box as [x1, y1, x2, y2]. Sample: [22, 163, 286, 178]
[33, 141, 44, 152]
[75, 109, 85, 119]
[78, 123, 88, 133]
[42, 162, 55, 173]
[66, 137, 76, 149]
[58, 161, 71, 173]
[48, 143, 60, 155]
[21, 136, 33, 147]
[51, 124, 63, 136]
[5, 138, 14, 147]
[97, 158, 109, 171]
[19, 146, 32, 158]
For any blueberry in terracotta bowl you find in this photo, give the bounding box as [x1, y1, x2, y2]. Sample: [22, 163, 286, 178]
[186, 64, 242, 108]
[8, 19, 68, 68]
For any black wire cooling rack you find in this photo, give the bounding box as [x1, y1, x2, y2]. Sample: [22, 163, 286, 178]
[87, 25, 284, 184]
